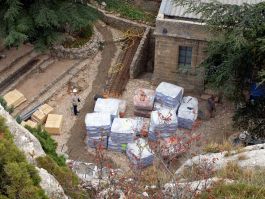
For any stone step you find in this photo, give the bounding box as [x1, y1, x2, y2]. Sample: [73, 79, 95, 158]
[0, 44, 34, 74]
[0, 51, 41, 92]
[0, 55, 54, 95]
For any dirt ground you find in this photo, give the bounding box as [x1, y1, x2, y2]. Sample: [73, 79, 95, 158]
[65, 22, 121, 163]
[17, 59, 78, 99]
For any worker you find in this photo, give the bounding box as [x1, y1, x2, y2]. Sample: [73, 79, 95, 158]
[72, 88, 81, 116]
[207, 95, 216, 118]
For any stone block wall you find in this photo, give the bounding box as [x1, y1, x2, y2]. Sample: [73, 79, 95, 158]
[130, 27, 151, 78]
[153, 35, 207, 94]
[52, 28, 102, 59]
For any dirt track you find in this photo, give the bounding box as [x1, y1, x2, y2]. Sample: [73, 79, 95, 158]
[66, 23, 117, 162]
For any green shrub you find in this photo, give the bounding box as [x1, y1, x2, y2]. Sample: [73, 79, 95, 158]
[0, 116, 47, 199]
[0, 96, 14, 114]
[96, 0, 155, 23]
[37, 156, 94, 199]
[26, 126, 66, 166]
[233, 98, 265, 139]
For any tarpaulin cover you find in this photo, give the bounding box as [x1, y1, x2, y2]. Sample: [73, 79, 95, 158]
[250, 83, 265, 99]
[133, 88, 155, 111]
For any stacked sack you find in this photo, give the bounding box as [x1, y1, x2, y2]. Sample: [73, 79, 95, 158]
[155, 82, 184, 108]
[149, 109, 178, 141]
[109, 118, 144, 151]
[178, 96, 198, 129]
[85, 112, 111, 148]
[94, 98, 120, 121]
[126, 138, 154, 168]
[133, 88, 155, 118]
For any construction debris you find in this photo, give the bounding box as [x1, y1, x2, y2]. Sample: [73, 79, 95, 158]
[45, 114, 63, 135]
[3, 89, 27, 108]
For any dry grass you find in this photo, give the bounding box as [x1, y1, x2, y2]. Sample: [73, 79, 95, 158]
[199, 162, 265, 198]
[203, 140, 233, 154]
[139, 165, 172, 186]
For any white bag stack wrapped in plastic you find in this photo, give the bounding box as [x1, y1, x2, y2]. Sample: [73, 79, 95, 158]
[126, 138, 154, 168]
[110, 118, 143, 144]
[149, 109, 178, 141]
[153, 102, 179, 112]
[94, 98, 120, 121]
[155, 82, 184, 108]
[178, 96, 198, 129]
[87, 136, 108, 148]
[85, 112, 111, 148]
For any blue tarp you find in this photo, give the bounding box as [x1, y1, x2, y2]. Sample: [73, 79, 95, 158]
[250, 83, 265, 99]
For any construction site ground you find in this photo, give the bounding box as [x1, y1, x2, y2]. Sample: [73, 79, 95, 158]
[1, 21, 237, 173]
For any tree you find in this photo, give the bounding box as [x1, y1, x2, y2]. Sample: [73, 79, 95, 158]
[173, 0, 265, 137]
[0, 0, 99, 50]
[174, 0, 265, 101]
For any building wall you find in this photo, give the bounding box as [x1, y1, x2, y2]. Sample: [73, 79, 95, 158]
[153, 18, 209, 93]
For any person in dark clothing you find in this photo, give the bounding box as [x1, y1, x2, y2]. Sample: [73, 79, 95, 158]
[72, 88, 81, 116]
[207, 95, 216, 118]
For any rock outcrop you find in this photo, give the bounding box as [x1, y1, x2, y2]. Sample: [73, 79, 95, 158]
[0, 105, 45, 163]
[0, 105, 68, 199]
[175, 143, 265, 177]
[37, 168, 69, 199]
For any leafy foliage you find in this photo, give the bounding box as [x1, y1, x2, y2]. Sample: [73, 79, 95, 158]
[174, 0, 265, 101]
[37, 156, 95, 199]
[0, 96, 14, 114]
[25, 126, 66, 166]
[233, 98, 265, 138]
[0, 116, 47, 199]
[0, 0, 99, 49]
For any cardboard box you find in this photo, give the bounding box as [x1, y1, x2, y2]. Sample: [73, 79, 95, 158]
[3, 89, 26, 108]
[45, 114, 63, 135]
[32, 104, 54, 124]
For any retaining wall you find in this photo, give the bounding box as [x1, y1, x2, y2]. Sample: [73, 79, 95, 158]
[52, 27, 102, 59]
[130, 27, 151, 78]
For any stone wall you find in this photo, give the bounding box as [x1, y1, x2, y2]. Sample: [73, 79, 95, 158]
[52, 27, 102, 59]
[88, 4, 147, 32]
[153, 35, 207, 93]
[130, 27, 151, 78]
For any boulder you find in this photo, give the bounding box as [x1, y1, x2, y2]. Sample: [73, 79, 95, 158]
[37, 167, 69, 199]
[164, 177, 233, 198]
[0, 105, 45, 163]
[175, 143, 265, 177]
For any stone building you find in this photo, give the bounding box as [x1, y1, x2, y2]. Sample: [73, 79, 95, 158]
[153, 0, 261, 93]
